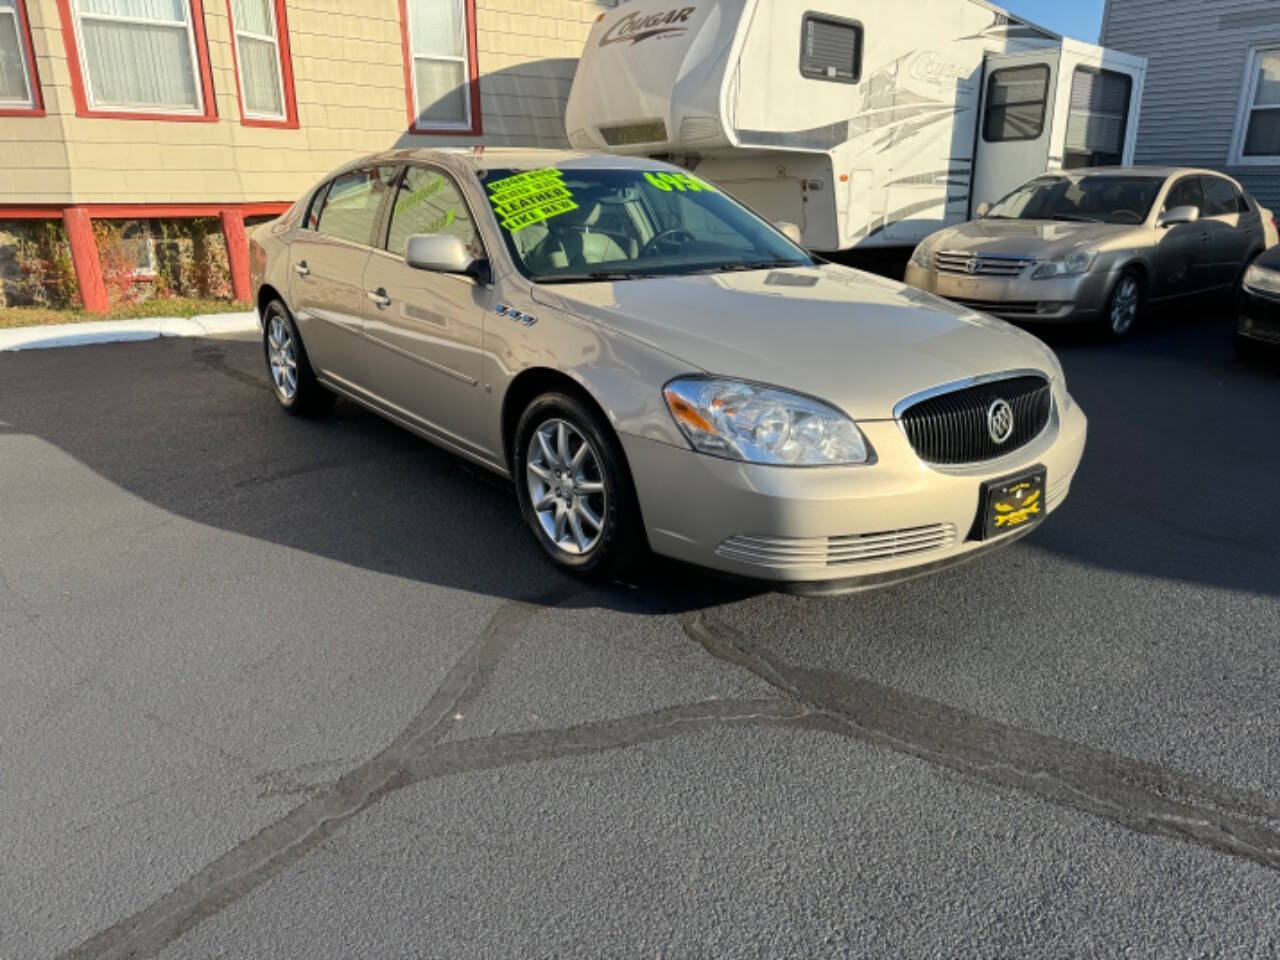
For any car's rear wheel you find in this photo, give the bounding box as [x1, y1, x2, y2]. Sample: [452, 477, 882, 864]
[513, 392, 643, 577]
[263, 299, 330, 415]
[1100, 270, 1143, 340]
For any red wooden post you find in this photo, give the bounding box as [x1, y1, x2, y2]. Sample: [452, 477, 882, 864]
[220, 208, 251, 303]
[61, 206, 108, 314]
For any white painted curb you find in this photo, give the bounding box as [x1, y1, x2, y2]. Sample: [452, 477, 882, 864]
[0, 310, 260, 352]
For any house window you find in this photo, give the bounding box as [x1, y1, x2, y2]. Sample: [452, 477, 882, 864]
[799, 14, 862, 85]
[402, 0, 477, 132]
[67, 0, 210, 115]
[0, 0, 39, 111]
[984, 64, 1051, 142]
[1236, 47, 1280, 161]
[1064, 67, 1132, 169]
[229, 0, 294, 124]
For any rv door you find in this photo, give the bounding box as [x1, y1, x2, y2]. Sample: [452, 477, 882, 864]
[970, 52, 1059, 216]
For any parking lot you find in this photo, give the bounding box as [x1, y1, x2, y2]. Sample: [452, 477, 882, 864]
[2, 306, 1279, 958]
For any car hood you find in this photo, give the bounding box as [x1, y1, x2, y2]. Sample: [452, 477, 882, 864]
[932, 219, 1136, 259]
[532, 263, 1059, 421]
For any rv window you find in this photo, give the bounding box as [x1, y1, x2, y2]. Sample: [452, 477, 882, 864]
[1063, 67, 1132, 169]
[983, 65, 1050, 143]
[799, 14, 862, 85]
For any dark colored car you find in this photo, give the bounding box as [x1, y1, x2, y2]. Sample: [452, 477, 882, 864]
[1238, 245, 1280, 357]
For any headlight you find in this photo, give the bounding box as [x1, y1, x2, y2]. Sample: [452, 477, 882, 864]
[909, 238, 937, 269]
[663, 378, 870, 466]
[1244, 263, 1280, 296]
[1031, 248, 1098, 280]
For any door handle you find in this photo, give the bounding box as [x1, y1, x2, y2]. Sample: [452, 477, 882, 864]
[367, 288, 392, 309]
[1199, 233, 1213, 243]
[294, 261, 310, 277]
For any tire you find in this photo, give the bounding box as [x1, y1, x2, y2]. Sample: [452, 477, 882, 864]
[1098, 269, 1144, 340]
[513, 392, 645, 578]
[262, 298, 331, 415]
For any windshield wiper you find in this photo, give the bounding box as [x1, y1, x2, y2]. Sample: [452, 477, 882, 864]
[1050, 214, 1103, 223]
[536, 271, 662, 284]
[696, 260, 809, 274]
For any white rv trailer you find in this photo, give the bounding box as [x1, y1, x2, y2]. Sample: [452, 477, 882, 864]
[564, 0, 1148, 252]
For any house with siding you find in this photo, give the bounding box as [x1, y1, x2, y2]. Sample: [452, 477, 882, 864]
[0, 0, 614, 311]
[1101, 0, 1279, 210]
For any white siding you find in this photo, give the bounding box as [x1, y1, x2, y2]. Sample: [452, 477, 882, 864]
[1101, 0, 1280, 209]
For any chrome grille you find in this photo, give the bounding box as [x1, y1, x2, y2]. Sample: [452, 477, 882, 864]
[899, 375, 1052, 465]
[717, 524, 957, 569]
[935, 251, 1035, 276]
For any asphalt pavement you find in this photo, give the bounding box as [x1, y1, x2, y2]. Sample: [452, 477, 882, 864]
[1, 307, 1278, 958]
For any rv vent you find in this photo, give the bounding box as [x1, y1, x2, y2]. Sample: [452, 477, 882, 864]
[598, 120, 669, 147]
[800, 14, 863, 84]
[679, 116, 723, 142]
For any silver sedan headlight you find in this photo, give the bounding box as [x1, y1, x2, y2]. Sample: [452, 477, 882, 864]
[1031, 248, 1098, 280]
[909, 237, 938, 270]
[1244, 262, 1280, 295]
[663, 377, 870, 466]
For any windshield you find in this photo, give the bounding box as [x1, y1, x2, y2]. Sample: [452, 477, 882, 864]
[986, 175, 1165, 225]
[477, 167, 813, 283]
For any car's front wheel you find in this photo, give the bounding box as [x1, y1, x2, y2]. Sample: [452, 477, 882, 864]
[262, 299, 330, 415]
[1100, 270, 1143, 340]
[513, 392, 643, 577]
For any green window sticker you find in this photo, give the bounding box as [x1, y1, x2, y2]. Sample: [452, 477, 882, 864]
[395, 173, 445, 214]
[643, 171, 718, 193]
[487, 168, 580, 233]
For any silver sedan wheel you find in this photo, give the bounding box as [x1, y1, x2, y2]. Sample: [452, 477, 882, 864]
[1110, 276, 1140, 336]
[526, 418, 608, 556]
[267, 315, 298, 401]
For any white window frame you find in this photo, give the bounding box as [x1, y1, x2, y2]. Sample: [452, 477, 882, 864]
[0, 0, 36, 109]
[229, 0, 287, 121]
[405, 0, 472, 132]
[1231, 45, 1280, 166]
[69, 0, 206, 115]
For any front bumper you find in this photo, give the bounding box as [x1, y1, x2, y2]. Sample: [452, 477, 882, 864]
[905, 263, 1114, 324]
[1238, 284, 1280, 344]
[622, 399, 1088, 592]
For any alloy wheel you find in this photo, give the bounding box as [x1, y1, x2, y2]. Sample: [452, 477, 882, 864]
[1110, 277, 1139, 336]
[525, 418, 608, 556]
[267, 314, 299, 401]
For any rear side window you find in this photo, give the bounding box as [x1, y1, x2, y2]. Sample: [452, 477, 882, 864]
[1063, 67, 1132, 169]
[984, 64, 1051, 142]
[1200, 177, 1249, 216]
[1164, 176, 1204, 214]
[385, 166, 482, 259]
[315, 166, 399, 247]
[799, 14, 862, 84]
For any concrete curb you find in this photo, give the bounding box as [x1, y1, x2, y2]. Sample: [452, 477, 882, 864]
[0, 311, 260, 352]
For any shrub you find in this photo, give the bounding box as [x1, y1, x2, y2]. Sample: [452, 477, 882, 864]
[14, 222, 79, 309]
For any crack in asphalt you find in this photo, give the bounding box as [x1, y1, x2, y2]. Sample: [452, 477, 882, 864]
[683, 609, 1280, 874]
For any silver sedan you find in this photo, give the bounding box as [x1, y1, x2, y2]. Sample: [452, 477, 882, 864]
[905, 167, 1274, 339]
[251, 149, 1085, 592]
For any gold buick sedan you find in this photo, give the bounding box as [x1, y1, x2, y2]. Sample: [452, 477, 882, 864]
[250, 149, 1086, 594]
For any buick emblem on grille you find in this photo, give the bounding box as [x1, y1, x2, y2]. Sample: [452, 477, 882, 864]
[987, 399, 1015, 444]
[965, 257, 981, 274]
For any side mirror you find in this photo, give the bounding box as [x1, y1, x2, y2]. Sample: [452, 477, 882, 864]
[405, 234, 490, 283]
[774, 221, 804, 245]
[1157, 205, 1201, 228]
[975, 201, 991, 219]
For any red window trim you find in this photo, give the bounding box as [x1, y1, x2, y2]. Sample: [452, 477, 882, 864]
[225, 0, 298, 129]
[54, 0, 218, 122]
[0, 0, 45, 117]
[398, 0, 482, 137]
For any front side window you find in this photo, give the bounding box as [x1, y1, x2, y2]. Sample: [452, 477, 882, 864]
[1200, 177, 1249, 217]
[315, 167, 399, 247]
[0, 0, 38, 109]
[799, 14, 862, 84]
[386, 166, 481, 258]
[404, 0, 472, 130]
[229, 0, 290, 121]
[986, 175, 1164, 225]
[69, 0, 207, 113]
[1163, 177, 1204, 215]
[478, 167, 813, 283]
[1064, 67, 1132, 169]
[984, 64, 1051, 142]
[1239, 48, 1280, 159]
